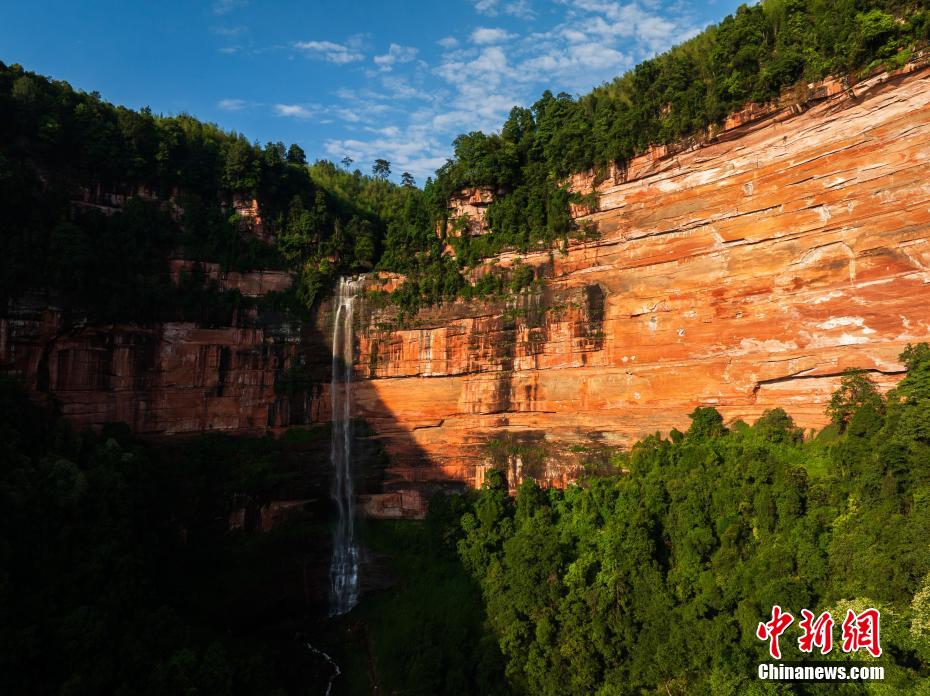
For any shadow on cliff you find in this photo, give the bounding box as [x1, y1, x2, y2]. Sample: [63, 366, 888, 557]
[129, 311, 454, 695]
[263, 304, 460, 624]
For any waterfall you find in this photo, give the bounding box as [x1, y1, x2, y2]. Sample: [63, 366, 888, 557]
[303, 640, 341, 696]
[328, 276, 363, 616]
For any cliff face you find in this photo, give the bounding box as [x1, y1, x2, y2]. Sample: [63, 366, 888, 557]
[350, 65, 930, 491]
[444, 187, 498, 237]
[0, 279, 329, 436]
[3, 64, 930, 507]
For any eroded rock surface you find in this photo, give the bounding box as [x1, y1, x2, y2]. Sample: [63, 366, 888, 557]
[3, 66, 930, 506]
[351, 66, 930, 490]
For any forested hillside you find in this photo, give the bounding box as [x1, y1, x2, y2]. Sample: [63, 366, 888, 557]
[3, 1, 930, 694]
[429, 0, 930, 261]
[0, 60, 434, 320]
[428, 347, 930, 694]
[7, 332, 925, 695]
[0, 374, 333, 695]
[5, 3, 929, 320]
[4, 1, 928, 322]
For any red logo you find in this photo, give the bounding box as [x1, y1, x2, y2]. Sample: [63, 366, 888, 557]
[841, 608, 882, 658]
[757, 606, 881, 659]
[798, 609, 834, 654]
[757, 605, 794, 659]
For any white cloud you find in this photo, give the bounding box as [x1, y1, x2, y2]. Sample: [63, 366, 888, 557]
[520, 42, 629, 82]
[334, 108, 362, 123]
[333, 88, 400, 119]
[431, 110, 476, 131]
[274, 104, 315, 119]
[366, 125, 402, 137]
[561, 28, 588, 43]
[323, 133, 447, 181]
[560, 0, 699, 53]
[431, 44, 526, 135]
[218, 98, 248, 111]
[212, 0, 247, 16]
[285, 0, 706, 184]
[435, 45, 515, 96]
[374, 43, 418, 71]
[473, 0, 534, 19]
[380, 75, 435, 101]
[294, 40, 364, 64]
[471, 27, 517, 45]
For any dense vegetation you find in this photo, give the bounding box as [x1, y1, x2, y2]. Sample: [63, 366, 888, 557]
[4, 2, 930, 693]
[332, 514, 508, 696]
[284, 344, 930, 695]
[0, 60, 437, 320]
[429, 0, 930, 256]
[0, 58, 539, 321]
[5, 2, 926, 320]
[419, 345, 930, 694]
[0, 375, 343, 695]
[6, 342, 930, 694]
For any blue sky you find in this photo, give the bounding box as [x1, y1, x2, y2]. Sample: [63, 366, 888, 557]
[2, 0, 744, 182]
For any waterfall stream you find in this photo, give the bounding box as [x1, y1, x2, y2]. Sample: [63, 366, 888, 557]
[303, 640, 341, 696]
[328, 276, 363, 617]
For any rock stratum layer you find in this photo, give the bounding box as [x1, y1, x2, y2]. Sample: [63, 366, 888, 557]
[3, 66, 930, 506]
[351, 66, 930, 491]
[0, 286, 322, 436]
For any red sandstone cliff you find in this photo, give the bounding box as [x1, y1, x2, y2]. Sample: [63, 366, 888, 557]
[3, 64, 930, 511]
[348, 64, 930, 493]
[0, 277, 328, 436]
[443, 187, 499, 237]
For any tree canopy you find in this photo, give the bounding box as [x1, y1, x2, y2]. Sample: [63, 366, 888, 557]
[3, 1, 928, 319]
[428, 0, 930, 260]
[446, 344, 930, 694]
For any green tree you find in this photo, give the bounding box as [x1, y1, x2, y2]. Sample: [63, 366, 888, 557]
[372, 158, 392, 179]
[827, 368, 883, 430]
[286, 142, 307, 164]
[686, 406, 727, 441]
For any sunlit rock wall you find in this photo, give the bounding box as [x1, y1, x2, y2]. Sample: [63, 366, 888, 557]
[351, 64, 930, 490]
